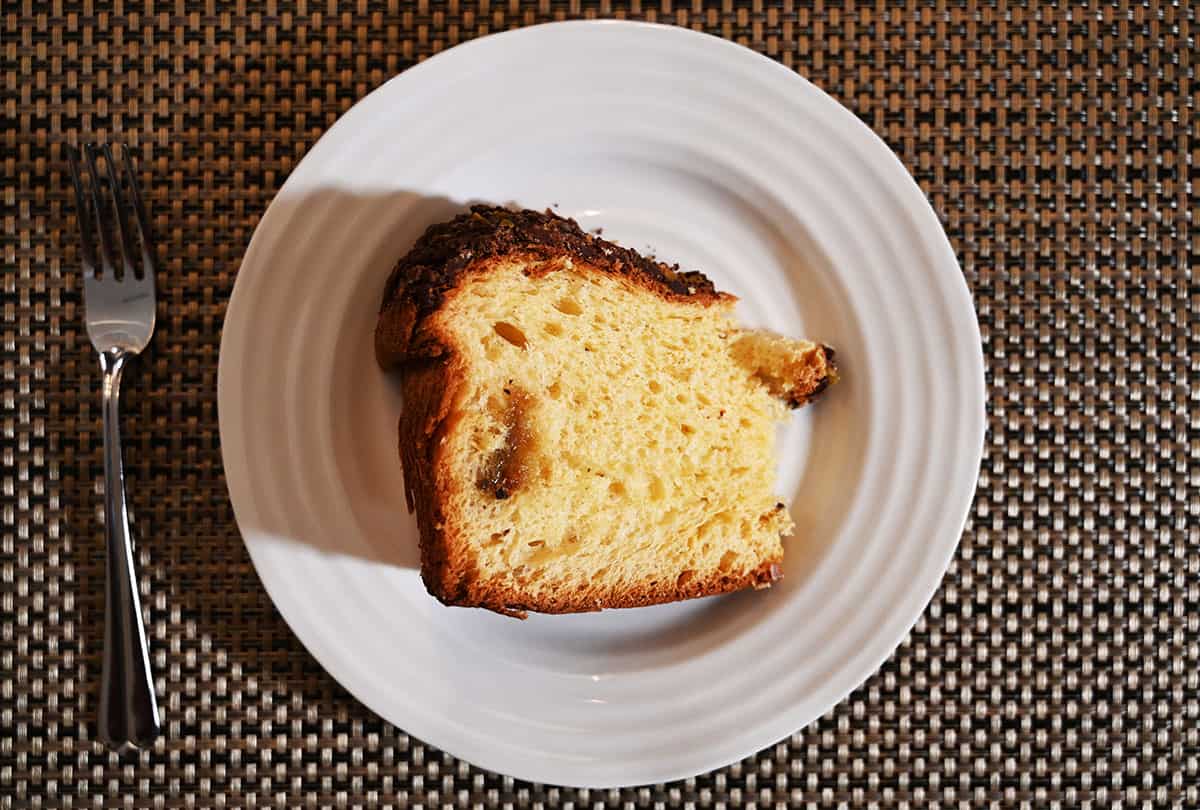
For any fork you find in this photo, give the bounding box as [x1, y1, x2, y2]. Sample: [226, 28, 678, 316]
[67, 143, 162, 748]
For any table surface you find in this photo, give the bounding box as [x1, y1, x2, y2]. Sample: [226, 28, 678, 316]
[4, 1, 1197, 807]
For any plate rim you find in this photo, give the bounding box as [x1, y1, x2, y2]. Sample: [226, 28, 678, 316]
[218, 18, 986, 787]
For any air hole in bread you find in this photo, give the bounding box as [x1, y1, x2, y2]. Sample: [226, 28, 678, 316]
[680, 424, 695, 436]
[493, 321, 527, 348]
[649, 476, 665, 501]
[554, 297, 583, 316]
[718, 550, 738, 572]
[544, 322, 563, 337]
[648, 379, 662, 394]
[608, 481, 626, 496]
[676, 570, 695, 587]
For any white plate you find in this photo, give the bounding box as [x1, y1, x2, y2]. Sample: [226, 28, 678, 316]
[218, 20, 985, 788]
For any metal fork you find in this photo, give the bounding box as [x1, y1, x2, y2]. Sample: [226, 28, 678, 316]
[67, 143, 161, 749]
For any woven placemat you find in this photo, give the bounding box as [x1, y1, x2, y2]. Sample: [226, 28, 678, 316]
[4, 1, 1197, 806]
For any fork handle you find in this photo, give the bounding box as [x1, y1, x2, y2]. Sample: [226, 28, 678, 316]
[97, 348, 161, 748]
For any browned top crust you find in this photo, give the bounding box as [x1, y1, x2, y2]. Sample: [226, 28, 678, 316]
[376, 205, 730, 367]
[385, 205, 723, 312]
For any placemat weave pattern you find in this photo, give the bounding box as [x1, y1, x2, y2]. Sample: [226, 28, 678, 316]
[4, 1, 1197, 806]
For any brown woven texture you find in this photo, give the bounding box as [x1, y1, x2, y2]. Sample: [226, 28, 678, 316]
[4, 0, 1197, 806]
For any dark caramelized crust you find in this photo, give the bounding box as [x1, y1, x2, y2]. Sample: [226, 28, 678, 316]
[796, 346, 838, 406]
[375, 205, 730, 368]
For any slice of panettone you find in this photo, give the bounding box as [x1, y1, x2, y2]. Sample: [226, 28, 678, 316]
[376, 205, 836, 616]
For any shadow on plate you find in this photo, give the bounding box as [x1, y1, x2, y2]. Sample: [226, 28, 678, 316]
[231, 189, 472, 572]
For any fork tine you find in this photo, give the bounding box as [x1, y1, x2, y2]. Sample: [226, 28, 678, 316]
[101, 144, 140, 279]
[118, 144, 156, 279]
[82, 144, 118, 278]
[66, 146, 99, 279]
